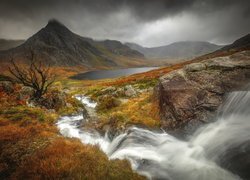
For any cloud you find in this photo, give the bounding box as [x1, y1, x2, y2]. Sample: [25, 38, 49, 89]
[0, 0, 249, 46]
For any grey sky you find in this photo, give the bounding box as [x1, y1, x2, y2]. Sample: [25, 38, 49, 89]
[0, 0, 249, 47]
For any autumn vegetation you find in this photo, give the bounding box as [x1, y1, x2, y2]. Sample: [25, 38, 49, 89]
[7, 52, 56, 99]
[0, 78, 144, 179]
[96, 92, 161, 133]
[1, 47, 241, 179]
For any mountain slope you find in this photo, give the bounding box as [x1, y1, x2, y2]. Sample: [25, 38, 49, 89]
[126, 41, 222, 59]
[220, 34, 250, 51]
[0, 39, 25, 51]
[0, 20, 144, 68]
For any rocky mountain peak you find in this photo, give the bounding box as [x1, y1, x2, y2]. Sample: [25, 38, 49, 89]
[46, 19, 67, 28]
[43, 19, 71, 35]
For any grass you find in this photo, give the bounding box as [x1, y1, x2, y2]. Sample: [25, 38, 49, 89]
[10, 137, 143, 180]
[0, 106, 56, 123]
[96, 95, 121, 112]
[94, 92, 161, 132]
[0, 120, 144, 179]
[0, 83, 145, 179]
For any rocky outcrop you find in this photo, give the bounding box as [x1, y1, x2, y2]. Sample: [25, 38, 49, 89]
[97, 85, 138, 98]
[157, 51, 250, 135]
[124, 85, 137, 97]
[38, 90, 67, 110]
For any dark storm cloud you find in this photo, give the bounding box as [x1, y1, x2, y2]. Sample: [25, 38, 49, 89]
[0, 0, 249, 46]
[1, 0, 248, 21]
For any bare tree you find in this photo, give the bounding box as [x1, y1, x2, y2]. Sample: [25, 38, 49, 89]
[8, 52, 56, 99]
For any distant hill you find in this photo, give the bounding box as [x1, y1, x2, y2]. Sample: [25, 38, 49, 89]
[126, 41, 222, 59]
[0, 19, 144, 68]
[219, 34, 250, 51]
[0, 39, 25, 51]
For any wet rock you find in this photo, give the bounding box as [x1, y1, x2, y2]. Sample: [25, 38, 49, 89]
[219, 141, 250, 180]
[157, 51, 250, 135]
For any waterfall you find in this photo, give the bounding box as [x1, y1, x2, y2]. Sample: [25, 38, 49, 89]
[57, 90, 250, 180]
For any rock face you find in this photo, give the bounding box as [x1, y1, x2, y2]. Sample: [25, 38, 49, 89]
[157, 51, 250, 134]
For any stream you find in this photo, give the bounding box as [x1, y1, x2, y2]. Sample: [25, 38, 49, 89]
[56, 90, 250, 180]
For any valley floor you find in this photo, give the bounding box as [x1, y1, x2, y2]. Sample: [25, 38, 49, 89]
[1, 48, 249, 179]
[0, 59, 185, 179]
[0, 83, 144, 179]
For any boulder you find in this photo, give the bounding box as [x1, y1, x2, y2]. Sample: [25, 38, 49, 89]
[38, 90, 67, 110]
[157, 51, 250, 135]
[124, 85, 137, 97]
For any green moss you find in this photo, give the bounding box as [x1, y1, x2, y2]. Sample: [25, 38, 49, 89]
[0, 106, 55, 123]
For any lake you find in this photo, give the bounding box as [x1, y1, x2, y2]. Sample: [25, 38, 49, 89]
[70, 67, 159, 80]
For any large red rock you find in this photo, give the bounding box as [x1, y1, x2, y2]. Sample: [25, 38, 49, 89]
[157, 51, 250, 134]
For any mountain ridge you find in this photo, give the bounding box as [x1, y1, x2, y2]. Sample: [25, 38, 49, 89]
[0, 19, 144, 68]
[219, 34, 250, 51]
[126, 41, 223, 59]
[0, 39, 25, 51]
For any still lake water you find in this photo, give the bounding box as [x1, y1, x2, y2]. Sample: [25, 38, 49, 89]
[71, 67, 159, 80]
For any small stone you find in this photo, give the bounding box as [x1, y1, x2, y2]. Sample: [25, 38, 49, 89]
[124, 85, 137, 97]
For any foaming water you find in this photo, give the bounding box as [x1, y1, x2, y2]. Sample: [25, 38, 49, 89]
[57, 91, 250, 180]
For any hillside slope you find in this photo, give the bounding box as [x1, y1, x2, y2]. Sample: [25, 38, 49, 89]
[219, 34, 250, 51]
[0, 20, 144, 68]
[126, 41, 222, 59]
[0, 39, 25, 51]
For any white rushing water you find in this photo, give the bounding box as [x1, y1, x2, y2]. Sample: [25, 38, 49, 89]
[57, 91, 250, 180]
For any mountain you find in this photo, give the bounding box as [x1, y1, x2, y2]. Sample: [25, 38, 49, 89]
[219, 34, 250, 51]
[126, 41, 222, 59]
[0, 19, 144, 68]
[0, 39, 25, 51]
